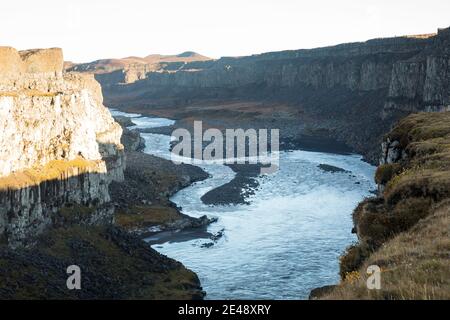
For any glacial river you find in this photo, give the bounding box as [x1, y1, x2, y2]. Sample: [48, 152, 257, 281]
[110, 109, 376, 300]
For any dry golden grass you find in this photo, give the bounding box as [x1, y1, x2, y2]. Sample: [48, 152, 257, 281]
[382, 113, 450, 206]
[332, 112, 450, 299]
[0, 158, 104, 191]
[375, 163, 402, 185]
[0, 90, 57, 97]
[324, 201, 450, 300]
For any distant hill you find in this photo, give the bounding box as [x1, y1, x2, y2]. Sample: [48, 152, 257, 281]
[66, 51, 212, 74]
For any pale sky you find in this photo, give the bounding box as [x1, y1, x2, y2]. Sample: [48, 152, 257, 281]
[1, 0, 449, 63]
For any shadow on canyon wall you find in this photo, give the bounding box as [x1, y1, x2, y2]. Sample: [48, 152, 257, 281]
[0, 141, 205, 300]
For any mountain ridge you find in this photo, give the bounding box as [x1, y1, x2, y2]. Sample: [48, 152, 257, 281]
[67, 51, 212, 74]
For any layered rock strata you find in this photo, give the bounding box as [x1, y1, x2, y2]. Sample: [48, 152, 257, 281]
[77, 27, 450, 163]
[0, 47, 124, 246]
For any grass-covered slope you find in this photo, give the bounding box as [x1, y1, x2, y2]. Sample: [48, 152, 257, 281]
[325, 201, 449, 299]
[0, 226, 204, 299]
[324, 112, 450, 299]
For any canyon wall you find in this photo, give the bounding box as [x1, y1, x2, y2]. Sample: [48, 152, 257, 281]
[0, 47, 124, 246]
[105, 28, 449, 111]
[82, 27, 450, 163]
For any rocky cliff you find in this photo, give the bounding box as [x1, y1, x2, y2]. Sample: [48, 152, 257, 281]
[0, 47, 125, 246]
[99, 28, 448, 108]
[77, 27, 450, 163]
[0, 48, 206, 299]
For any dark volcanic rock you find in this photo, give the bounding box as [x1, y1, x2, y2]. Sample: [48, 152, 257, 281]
[121, 127, 146, 152]
[201, 164, 262, 206]
[114, 116, 146, 152]
[113, 115, 136, 128]
[109, 151, 212, 235]
[110, 151, 208, 208]
[309, 285, 337, 300]
[318, 164, 350, 173]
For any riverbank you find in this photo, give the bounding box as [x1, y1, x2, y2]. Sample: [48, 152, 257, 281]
[117, 107, 357, 207]
[109, 108, 379, 299]
[115, 106, 355, 155]
[109, 116, 218, 240]
[144, 109, 449, 300]
[111, 151, 217, 236]
[317, 112, 450, 299]
[0, 115, 208, 300]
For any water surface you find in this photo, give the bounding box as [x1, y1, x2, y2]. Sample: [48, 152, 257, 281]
[111, 109, 376, 299]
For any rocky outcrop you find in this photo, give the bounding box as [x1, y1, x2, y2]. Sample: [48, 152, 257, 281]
[113, 116, 146, 152]
[91, 33, 440, 93]
[305, 111, 450, 300]
[109, 29, 449, 112]
[0, 48, 208, 300]
[0, 47, 63, 75]
[0, 47, 124, 246]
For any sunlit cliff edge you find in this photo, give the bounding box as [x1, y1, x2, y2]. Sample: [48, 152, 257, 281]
[0, 47, 204, 300]
[0, 47, 125, 246]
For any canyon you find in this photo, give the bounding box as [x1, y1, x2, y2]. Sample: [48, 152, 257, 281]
[0, 47, 204, 299]
[0, 47, 125, 246]
[67, 27, 449, 300]
[73, 27, 450, 164]
[1, 26, 449, 300]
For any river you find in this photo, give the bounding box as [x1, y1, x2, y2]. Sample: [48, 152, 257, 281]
[110, 109, 376, 300]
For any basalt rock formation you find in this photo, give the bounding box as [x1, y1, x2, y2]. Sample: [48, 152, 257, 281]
[0, 47, 125, 246]
[0, 47, 205, 300]
[74, 27, 450, 164]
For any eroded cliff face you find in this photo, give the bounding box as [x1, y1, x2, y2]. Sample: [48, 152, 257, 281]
[104, 28, 449, 111]
[384, 28, 450, 116]
[79, 27, 450, 164]
[0, 47, 124, 246]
